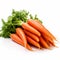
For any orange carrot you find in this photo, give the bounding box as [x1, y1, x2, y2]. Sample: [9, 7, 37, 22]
[42, 34, 56, 47]
[41, 25, 56, 40]
[42, 33, 54, 44]
[35, 20, 56, 40]
[42, 36, 50, 46]
[24, 30, 39, 42]
[39, 44, 43, 49]
[45, 29, 56, 40]
[49, 41, 56, 47]
[22, 23, 41, 37]
[16, 28, 27, 48]
[10, 34, 32, 50]
[26, 36, 40, 48]
[39, 36, 50, 49]
[28, 19, 56, 40]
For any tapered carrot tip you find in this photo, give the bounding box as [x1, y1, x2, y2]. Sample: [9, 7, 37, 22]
[44, 46, 52, 50]
[40, 47, 44, 50]
[40, 46, 42, 49]
[54, 45, 58, 48]
[54, 39, 57, 41]
[28, 49, 33, 51]
[39, 46, 41, 49]
[36, 45, 40, 48]
[38, 44, 41, 49]
[27, 47, 33, 51]
[39, 45, 44, 49]
[55, 39, 59, 42]
[47, 47, 53, 50]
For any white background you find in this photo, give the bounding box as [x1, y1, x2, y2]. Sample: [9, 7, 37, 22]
[0, 0, 60, 60]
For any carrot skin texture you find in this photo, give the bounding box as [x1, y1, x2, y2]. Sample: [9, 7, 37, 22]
[16, 28, 27, 48]
[26, 36, 40, 48]
[10, 34, 32, 50]
[39, 36, 50, 49]
[22, 23, 41, 37]
[42, 33, 54, 44]
[35, 20, 56, 40]
[42, 36, 50, 46]
[43, 28, 56, 40]
[28, 19, 56, 40]
[24, 30, 39, 42]
[42, 33, 56, 47]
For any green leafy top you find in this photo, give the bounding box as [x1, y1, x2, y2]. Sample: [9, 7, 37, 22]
[0, 9, 42, 38]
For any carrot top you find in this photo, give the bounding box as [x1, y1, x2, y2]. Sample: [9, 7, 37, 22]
[0, 9, 42, 38]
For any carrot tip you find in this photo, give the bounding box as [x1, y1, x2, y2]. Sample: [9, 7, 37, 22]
[29, 49, 33, 51]
[54, 39, 57, 41]
[55, 40, 59, 42]
[54, 45, 58, 48]
[37, 45, 41, 49]
[48, 47, 53, 50]
[40, 47, 44, 50]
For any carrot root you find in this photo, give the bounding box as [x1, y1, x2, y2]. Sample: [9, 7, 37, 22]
[22, 23, 41, 37]
[16, 28, 27, 48]
[39, 36, 50, 49]
[26, 36, 40, 48]
[10, 34, 32, 50]
[24, 30, 39, 42]
[28, 19, 56, 40]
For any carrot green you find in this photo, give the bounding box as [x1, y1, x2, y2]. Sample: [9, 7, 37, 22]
[0, 9, 42, 38]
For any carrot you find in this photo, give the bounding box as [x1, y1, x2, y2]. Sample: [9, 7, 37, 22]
[39, 41, 45, 48]
[45, 29, 56, 40]
[28, 19, 56, 40]
[39, 36, 50, 49]
[49, 41, 56, 47]
[22, 23, 41, 37]
[35, 20, 56, 40]
[42, 36, 50, 46]
[26, 36, 40, 48]
[24, 30, 39, 42]
[10, 34, 32, 50]
[16, 28, 27, 48]
[39, 44, 43, 49]
[42, 34, 56, 47]
[42, 25, 56, 40]
[42, 33, 54, 44]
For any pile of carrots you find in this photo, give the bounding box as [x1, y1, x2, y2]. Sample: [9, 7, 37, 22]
[10, 19, 56, 51]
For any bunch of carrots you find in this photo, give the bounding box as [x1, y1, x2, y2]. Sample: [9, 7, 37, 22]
[0, 10, 57, 51]
[10, 19, 56, 50]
